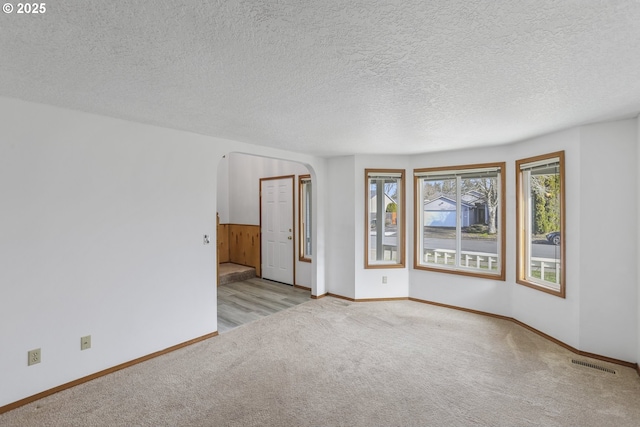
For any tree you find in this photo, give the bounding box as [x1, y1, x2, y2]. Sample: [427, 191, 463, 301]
[531, 174, 560, 234]
[464, 178, 499, 234]
[422, 179, 456, 201]
[384, 182, 398, 202]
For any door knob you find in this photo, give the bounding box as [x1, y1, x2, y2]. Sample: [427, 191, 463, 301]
[288, 236, 292, 240]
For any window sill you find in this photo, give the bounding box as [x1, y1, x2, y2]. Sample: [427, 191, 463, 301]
[414, 264, 505, 281]
[516, 278, 565, 298]
[365, 263, 406, 269]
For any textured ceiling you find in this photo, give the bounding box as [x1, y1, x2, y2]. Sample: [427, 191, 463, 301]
[1, 1, 640, 156]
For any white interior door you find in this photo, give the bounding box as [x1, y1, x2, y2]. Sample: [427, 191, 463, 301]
[261, 177, 294, 285]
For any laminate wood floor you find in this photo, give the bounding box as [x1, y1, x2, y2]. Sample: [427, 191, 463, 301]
[217, 277, 311, 333]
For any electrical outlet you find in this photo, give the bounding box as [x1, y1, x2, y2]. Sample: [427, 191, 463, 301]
[382, 276, 388, 284]
[28, 348, 41, 366]
[81, 335, 91, 350]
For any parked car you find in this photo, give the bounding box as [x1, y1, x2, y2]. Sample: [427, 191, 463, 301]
[546, 231, 561, 245]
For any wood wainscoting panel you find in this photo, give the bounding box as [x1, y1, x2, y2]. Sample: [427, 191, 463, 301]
[229, 224, 261, 277]
[217, 223, 230, 263]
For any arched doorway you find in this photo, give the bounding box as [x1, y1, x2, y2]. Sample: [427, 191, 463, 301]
[215, 152, 315, 332]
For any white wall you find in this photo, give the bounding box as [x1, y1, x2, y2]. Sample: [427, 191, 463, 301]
[579, 119, 638, 362]
[0, 99, 216, 406]
[227, 153, 309, 225]
[354, 155, 410, 299]
[0, 98, 326, 407]
[325, 156, 357, 298]
[216, 156, 230, 223]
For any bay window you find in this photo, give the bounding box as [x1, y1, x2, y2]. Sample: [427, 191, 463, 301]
[299, 175, 312, 261]
[516, 152, 565, 297]
[414, 163, 505, 280]
[365, 169, 405, 268]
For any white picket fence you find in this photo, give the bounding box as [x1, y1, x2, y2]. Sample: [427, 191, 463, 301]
[530, 257, 561, 284]
[423, 249, 561, 284]
[423, 249, 498, 270]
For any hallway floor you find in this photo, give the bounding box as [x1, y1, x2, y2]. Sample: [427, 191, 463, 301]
[217, 277, 310, 333]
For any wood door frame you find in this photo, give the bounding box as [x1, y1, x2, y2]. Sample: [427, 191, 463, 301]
[298, 174, 312, 263]
[259, 175, 296, 285]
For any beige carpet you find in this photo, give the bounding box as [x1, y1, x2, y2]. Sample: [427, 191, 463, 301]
[2, 298, 639, 426]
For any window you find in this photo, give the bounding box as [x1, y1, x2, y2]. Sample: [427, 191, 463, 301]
[414, 163, 505, 280]
[299, 175, 312, 262]
[516, 151, 565, 297]
[365, 169, 405, 268]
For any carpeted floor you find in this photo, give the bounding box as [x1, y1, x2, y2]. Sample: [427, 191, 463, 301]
[2, 297, 639, 426]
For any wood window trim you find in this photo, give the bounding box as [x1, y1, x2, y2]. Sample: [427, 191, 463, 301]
[413, 162, 506, 281]
[298, 174, 312, 263]
[515, 151, 566, 298]
[364, 169, 406, 269]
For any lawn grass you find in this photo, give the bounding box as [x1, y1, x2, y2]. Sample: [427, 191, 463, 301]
[424, 225, 498, 240]
[530, 270, 559, 283]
